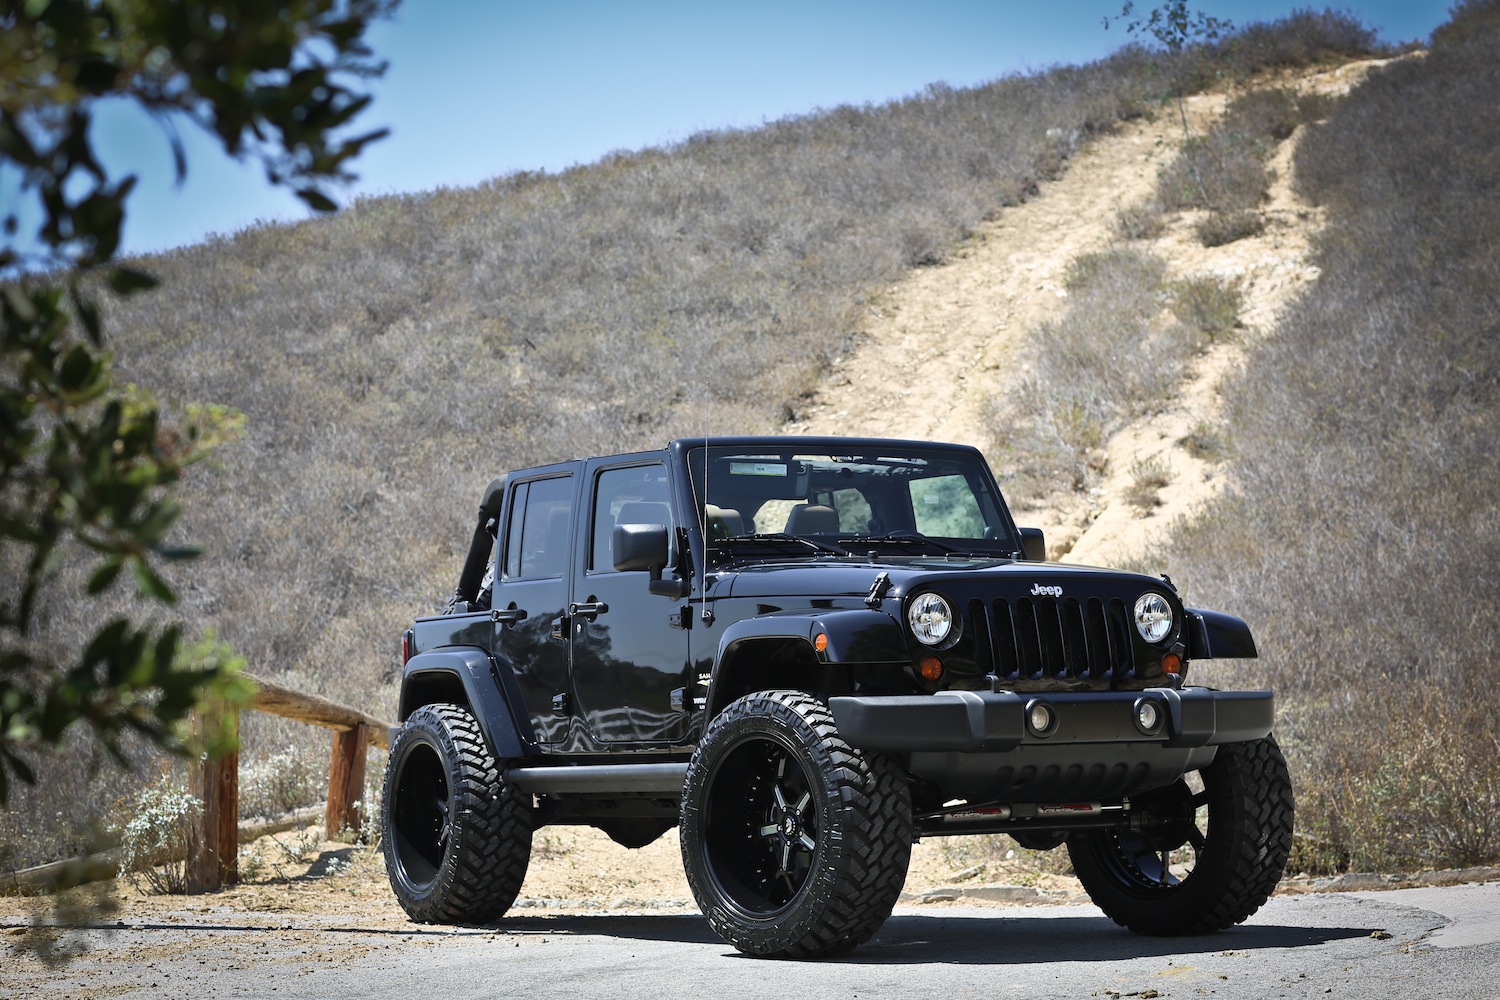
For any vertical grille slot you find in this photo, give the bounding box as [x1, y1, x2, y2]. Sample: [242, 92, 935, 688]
[990, 598, 1020, 676]
[1036, 597, 1065, 678]
[1105, 598, 1134, 681]
[1014, 598, 1042, 678]
[1085, 598, 1114, 678]
[1060, 597, 1090, 678]
[968, 599, 995, 676]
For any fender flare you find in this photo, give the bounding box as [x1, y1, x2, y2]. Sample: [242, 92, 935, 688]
[398, 646, 535, 759]
[705, 607, 908, 716]
[714, 607, 908, 665]
[1186, 608, 1258, 659]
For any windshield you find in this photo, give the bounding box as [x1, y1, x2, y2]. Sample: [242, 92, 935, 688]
[686, 445, 1020, 559]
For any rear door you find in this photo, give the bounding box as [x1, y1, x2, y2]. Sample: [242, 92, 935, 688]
[569, 456, 691, 744]
[491, 464, 579, 744]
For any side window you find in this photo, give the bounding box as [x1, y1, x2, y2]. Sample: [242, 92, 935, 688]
[590, 464, 671, 572]
[910, 475, 985, 538]
[502, 475, 574, 580]
[503, 482, 529, 579]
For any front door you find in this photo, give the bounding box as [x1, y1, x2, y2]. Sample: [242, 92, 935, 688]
[569, 458, 691, 744]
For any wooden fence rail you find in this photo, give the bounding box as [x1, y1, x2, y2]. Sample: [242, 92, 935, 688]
[3, 673, 394, 895]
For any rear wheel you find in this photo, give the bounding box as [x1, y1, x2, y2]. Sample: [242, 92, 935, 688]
[383, 703, 531, 924]
[1068, 734, 1294, 935]
[680, 690, 913, 958]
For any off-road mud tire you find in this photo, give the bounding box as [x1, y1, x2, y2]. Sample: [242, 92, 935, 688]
[383, 703, 531, 924]
[1068, 733, 1294, 935]
[680, 690, 913, 959]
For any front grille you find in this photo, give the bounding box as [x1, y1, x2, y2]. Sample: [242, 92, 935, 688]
[969, 596, 1136, 686]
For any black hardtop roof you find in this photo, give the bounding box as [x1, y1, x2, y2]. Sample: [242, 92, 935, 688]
[667, 435, 985, 458]
[502, 436, 988, 479]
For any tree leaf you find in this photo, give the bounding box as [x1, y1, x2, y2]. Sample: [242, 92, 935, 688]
[87, 559, 124, 595]
[297, 187, 339, 213]
[107, 266, 159, 295]
[132, 560, 177, 604]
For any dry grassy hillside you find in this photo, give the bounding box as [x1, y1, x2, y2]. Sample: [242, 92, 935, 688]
[10, 8, 1478, 876]
[1158, 0, 1500, 871]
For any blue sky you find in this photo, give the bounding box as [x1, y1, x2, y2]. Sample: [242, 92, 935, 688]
[25, 0, 1454, 258]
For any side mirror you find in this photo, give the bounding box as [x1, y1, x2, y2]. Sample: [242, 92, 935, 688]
[1018, 527, 1046, 562]
[613, 522, 669, 573]
[613, 522, 686, 598]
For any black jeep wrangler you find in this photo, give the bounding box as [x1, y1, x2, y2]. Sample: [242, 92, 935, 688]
[383, 436, 1293, 958]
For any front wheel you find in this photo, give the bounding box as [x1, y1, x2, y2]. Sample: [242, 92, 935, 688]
[382, 703, 532, 924]
[680, 690, 913, 958]
[1068, 734, 1294, 935]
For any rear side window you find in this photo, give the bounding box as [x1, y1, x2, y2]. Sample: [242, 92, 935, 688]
[503, 475, 575, 579]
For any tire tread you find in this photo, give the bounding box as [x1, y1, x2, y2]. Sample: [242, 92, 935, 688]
[383, 703, 531, 925]
[681, 690, 913, 958]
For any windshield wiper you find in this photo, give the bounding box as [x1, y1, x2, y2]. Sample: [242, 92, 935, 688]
[844, 533, 990, 556]
[719, 533, 853, 556]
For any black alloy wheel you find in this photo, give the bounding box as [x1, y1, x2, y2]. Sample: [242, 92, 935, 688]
[708, 730, 819, 912]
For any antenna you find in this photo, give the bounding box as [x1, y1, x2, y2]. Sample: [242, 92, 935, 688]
[699, 434, 712, 624]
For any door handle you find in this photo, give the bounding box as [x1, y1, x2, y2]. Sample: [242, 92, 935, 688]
[491, 606, 528, 625]
[568, 600, 609, 620]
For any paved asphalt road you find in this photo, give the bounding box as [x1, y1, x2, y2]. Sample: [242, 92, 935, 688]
[11, 883, 1499, 999]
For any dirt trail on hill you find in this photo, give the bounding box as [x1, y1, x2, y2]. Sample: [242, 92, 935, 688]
[789, 57, 1397, 568]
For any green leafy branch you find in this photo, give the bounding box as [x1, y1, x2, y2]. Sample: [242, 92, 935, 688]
[0, 0, 392, 805]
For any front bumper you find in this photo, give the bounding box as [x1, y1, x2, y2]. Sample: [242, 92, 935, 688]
[828, 687, 1273, 752]
[829, 687, 1274, 804]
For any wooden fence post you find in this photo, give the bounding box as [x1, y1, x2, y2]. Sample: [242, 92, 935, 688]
[186, 701, 239, 893]
[325, 722, 370, 840]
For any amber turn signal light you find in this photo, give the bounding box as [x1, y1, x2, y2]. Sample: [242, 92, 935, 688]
[919, 655, 944, 682]
[1161, 652, 1182, 675]
[814, 632, 829, 653]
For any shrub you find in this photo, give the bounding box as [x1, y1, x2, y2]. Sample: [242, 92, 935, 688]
[239, 744, 326, 820]
[1169, 275, 1243, 340]
[1195, 209, 1265, 246]
[1179, 421, 1227, 461]
[1157, 88, 1320, 217]
[987, 247, 1212, 500]
[113, 774, 200, 895]
[1124, 457, 1173, 511]
[1112, 200, 1167, 240]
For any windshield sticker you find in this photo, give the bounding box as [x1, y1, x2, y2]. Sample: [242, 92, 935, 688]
[729, 461, 788, 477]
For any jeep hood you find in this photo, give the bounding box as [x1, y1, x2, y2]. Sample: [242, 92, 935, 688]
[714, 558, 1162, 600]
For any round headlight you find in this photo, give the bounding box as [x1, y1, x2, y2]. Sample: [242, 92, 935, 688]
[908, 592, 956, 646]
[1134, 592, 1174, 644]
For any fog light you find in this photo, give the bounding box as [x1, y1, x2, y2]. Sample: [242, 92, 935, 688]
[1134, 697, 1165, 736]
[1026, 700, 1056, 737]
[918, 655, 944, 682]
